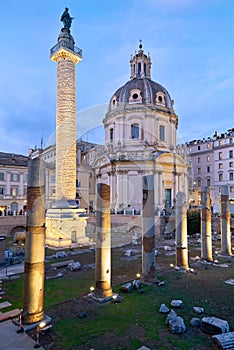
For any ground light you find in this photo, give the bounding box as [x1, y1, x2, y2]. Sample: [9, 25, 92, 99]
[34, 321, 47, 349]
[136, 273, 141, 279]
[90, 286, 95, 292]
[16, 310, 24, 333]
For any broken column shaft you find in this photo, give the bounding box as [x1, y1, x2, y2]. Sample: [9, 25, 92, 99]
[142, 175, 156, 283]
[220, 185, 232, 255]
[201, 186, 213, 261]
[95, 183, 112, 298]
[22, 158, 45, 324]
[175, 192, 188, 269]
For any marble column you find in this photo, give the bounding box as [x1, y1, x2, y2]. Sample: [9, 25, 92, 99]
[142, 175, 156, 283]
[22, 158, 45, 324]
[95, 183, 112, 298]
[175, 192, 188, 269]
[220, 185, 232, 255]
[201, 186, 213, 261]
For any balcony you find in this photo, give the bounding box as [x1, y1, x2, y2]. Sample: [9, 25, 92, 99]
[50, 40, 82, 57]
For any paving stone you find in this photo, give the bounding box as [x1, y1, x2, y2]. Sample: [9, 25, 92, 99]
[0, 301, 12, 309]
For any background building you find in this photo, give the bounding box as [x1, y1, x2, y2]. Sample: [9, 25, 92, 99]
[187, 128, 234, 212]
[0, 152, 28, 215]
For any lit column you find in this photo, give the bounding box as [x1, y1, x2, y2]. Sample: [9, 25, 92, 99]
[220, 185, 232, 255]
[50, 27, 82, 207]
[95, 183, 112, 298]
[201, 186, 213, 261]
[142, 175, 156, 283]
[22, 158, 45, 324]
[175, 192, 188, 269]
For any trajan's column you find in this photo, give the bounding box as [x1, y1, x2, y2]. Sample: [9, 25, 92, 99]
[46, 8, 89, 247]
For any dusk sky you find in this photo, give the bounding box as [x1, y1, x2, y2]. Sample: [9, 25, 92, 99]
[1, 0, 234, 155]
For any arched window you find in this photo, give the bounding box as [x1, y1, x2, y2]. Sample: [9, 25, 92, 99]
[138, 63, 141, 77]
[110, 128, 114, 141]
[144, 63, 146, 76]
[131, 124, 139, 139]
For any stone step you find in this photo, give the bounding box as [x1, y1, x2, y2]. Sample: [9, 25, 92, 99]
[0, 308, 21, 323]
[212, 332, 234, 349]
[0, 301, 12, 309]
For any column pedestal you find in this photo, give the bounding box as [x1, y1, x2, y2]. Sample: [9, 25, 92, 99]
[45, 208, 89, 248]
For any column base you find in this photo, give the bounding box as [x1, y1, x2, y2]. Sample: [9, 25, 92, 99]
[46, 207, 90, 248]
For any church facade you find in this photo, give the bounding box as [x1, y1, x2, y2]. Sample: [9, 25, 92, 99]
[84, 43, 189, 213]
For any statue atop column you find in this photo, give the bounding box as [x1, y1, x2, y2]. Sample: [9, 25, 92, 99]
[61, 7, 74, 30]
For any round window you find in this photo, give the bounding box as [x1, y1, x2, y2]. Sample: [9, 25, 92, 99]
[158, 96, 163, 102]
[132, 93, 138, 100]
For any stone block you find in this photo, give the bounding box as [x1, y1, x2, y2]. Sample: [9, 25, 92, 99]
[166, 309, 177, 325]
[201, 317, 229, 335]
[193, 306, 204, 314]
[169, 316, 186, 334]
[171, 300, 183, 308]
[212, 331, 234, 349]
[159, 303, 170, 314]
[190, 318, 201, 327]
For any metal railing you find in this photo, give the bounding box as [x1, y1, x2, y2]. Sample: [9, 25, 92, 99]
[50, 40, 82, 57]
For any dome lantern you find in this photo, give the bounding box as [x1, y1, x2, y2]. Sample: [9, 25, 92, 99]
[130, 40, 151, 80]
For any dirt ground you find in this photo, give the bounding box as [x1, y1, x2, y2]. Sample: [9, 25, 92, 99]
[29, 238, 234, 350]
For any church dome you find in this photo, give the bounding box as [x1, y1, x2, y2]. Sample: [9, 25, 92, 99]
[112, 77, 173, 108]
[108, 42, 174, 111]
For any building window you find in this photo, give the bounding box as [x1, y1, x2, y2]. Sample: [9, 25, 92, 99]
[219, 163, 223, 169]
[110, 128, 114, 141]
[207, 166, 210, 173]
[198, 157, 200, 163]
[230, 186, 234, 193]
[230, 138, 233, 144]
[164, 189, 171, 208]
[197, 179, 201, 187]
[207, 143, 211, 149]
[159, 125, 165, 141]
[23, 187, 27, 196]
[219, 173, 223, 181]
[207, 155, 210, 162]
[229, 150, 233, 158]
[11, 173, 19, 181]
[0, 187, 4, 195]
[207, 179, 211, 186]
[131, 123, 139, 139]
[0, 173, 4, 181]
[219, 152, 222, 160]
[197, 167, 201, 174]
[11, 187, 18, 196]
[138, 62, 141, 77]
[198, 145, 200, 150]
[230, 162, 233, 167]
[219, 140, 222, 146]
[76, 180, 81, 187]
[230, 172, 233, 181]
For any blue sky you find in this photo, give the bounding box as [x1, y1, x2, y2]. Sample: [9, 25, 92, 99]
[1, 0, 234, 154]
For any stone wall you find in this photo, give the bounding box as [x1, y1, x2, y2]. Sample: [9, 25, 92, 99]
[0, 216, 26, 237]
[0, 236, 5, 264]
